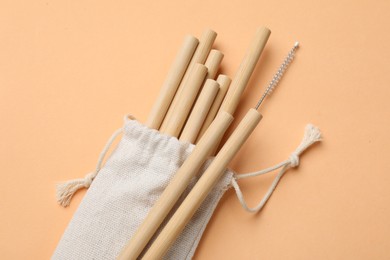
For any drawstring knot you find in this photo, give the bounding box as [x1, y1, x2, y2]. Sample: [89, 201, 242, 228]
[55, 128, 123, 207]
[231, 124, 322, 213]
[289, 124, 322, 168]
[289, 153, 300, 167]
[83, 172, 95, 188]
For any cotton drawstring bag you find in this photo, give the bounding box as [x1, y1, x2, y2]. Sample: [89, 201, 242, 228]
[52, 115, 321, 259]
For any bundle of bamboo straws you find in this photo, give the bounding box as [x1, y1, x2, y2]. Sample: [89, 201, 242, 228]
[118, 27, 271, 259]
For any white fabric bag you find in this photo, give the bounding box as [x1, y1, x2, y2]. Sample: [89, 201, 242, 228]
[52, 115, 321, 259]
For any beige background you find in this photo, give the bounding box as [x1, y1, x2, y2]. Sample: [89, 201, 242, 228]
[1, 0, 390, 259]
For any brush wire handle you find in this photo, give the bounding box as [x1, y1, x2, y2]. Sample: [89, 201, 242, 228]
[118, 111, 233, 260]
[142, 109, 262, 259]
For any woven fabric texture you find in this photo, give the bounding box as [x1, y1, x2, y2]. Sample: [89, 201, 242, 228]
[52, 116, 233, 260]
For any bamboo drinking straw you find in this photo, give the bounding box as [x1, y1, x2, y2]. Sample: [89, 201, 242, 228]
[219, 27, 270, 115]
[117, 111, 234, 260]
[121, 39, 221, 260]
[176, 51, 223, 142]
[162, 63, 208, 137]
[203, 27, 270, 154]
[141, 42, 299, 259]
[196, 74, 231, 142]
[146, 36, 199, 129]
[121, 28, 275, 260]
[160, 29, 217, 131]
[142, 109, 262, 260]
[204, 49, 224, 79]
[179, 79, 220, 143]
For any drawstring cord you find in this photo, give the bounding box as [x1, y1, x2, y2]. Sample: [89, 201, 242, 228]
[231, 124, 322, 213]
[56, 128, 123, 207]
[56, 124, 321, 210]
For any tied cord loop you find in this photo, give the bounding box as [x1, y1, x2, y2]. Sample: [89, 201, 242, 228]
[83, 172, 95, 188]
[56, 128, 123, 207]
[289, 153, 299, 167]
[232, 124, 322, 213]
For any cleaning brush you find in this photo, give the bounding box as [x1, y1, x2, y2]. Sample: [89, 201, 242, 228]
[256, 41, 299, 109]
